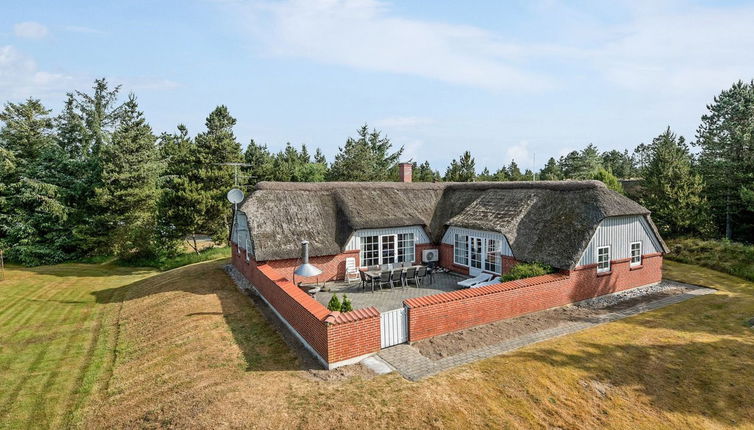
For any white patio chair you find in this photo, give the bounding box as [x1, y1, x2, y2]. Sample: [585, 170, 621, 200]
[345, 257, 359, 283]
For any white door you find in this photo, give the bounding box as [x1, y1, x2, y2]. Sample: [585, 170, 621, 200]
[469, 237, 484, 276]
[379, 234, 397, 265]
[380, 308, 408, 348]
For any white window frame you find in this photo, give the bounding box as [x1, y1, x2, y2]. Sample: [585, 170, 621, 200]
[361, 235, 380, 267]
[630, 241, 642, 266]
[484, 238, 502, 274]
[597, 246, 610, 273]
[397, 233, 415, 264]
[454, 234, 469, 266]
[361, 233, 413, 267]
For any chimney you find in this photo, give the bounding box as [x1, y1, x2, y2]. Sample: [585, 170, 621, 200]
[293, 241, 322, 278]
[398, 162, 413, 183]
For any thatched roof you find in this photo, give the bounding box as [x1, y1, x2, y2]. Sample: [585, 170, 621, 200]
[238, 180, 667, 269]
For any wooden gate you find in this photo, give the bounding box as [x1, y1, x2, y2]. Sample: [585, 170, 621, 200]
[380, 307, 407, 348]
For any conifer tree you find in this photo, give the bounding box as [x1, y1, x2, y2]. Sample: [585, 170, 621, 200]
[507, 160, 524, 181]
[95, 94, 160, 259]
[696, 80, 754, 240]
[444, 151, 475, 182]
[642, 128, 709, 236]
[157, 125, 206, 253]
[71, 79, 125, 254]
[244, 139, 274, 184]
[0, 99, 71, 265]
[413, 160, 441, 182]
[327, 124, 402, 181]
[539, 157, 561, 180]
[192, 106, 243, 240]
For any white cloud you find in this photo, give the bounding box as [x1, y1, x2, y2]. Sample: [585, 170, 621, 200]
[116, 77, 181, 91]
[14, 21, 49, 39]
[0, 45, 77, 99]
[505, 140, 530, 165]
[0, 45, 179, 103]
[580, 2, 754, 95]
[374, 116, 434, 128]
[233, 0, 554, 91]
[64, 25, 105, 35]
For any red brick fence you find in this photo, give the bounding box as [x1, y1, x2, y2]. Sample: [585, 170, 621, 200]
[232, 242, 662, 368]
[232, 244, 381, 368]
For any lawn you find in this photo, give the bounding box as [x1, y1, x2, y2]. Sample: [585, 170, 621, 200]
[0, 259, 752, 429]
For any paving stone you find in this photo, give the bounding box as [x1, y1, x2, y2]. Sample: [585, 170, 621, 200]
[378, 281, 714, 381]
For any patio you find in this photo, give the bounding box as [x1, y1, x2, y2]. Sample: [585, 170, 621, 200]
[313, 271, 472, 312]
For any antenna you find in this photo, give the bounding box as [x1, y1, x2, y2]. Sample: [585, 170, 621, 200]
[532, 152, 536, 181]
[216, 162, 252, 187]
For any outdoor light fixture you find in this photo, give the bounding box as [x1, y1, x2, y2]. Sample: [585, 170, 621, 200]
[293, 241, 322, 278]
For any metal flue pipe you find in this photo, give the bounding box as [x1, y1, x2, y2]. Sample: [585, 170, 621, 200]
[293, 240, 323, 277]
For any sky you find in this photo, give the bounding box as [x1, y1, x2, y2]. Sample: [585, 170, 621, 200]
[1, 0, 753, 172]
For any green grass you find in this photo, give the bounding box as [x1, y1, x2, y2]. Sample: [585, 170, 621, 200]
[666, 237, 754, 281]
[1, 258, 753, 428]
[0, 263, 155, 429]
[119, 246, 231, 271]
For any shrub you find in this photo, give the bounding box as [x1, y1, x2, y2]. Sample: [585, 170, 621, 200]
[501, 262, 554, 282]
[327, 294, 342, 312]
[341, 294, 353, 312]
[665, 237, 754, 281]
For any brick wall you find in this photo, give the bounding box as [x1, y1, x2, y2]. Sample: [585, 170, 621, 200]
[439, 243, 470, 275]
[405, 254, 663, 342]
[231, 244, 380, 365]
[415, 243, 438, 265]
[266, 250, 360, 283]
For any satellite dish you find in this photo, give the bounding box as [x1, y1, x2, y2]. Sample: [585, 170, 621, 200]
[227, 188, 244, 204]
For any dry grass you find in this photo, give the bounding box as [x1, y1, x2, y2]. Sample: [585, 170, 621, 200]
[1, 259, 753, 429]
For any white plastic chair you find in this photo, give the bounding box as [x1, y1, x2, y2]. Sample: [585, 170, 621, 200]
[345, 257, 359, 283]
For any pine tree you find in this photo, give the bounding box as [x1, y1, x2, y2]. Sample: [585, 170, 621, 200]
[507, 160, 524, 181]
[157, 125, 206, 254]
[413, 161, 440, 182]
[0, 99, 71, 265]
[95, 94, 160, 259]
[642, 128, 709, 236]
[696, 80, 754, 241]
[539, 157, 561, 180]
[327, 124, 403, 181]
[444, 151, 475, 182]
[71, 79, 125, 254]
[477, 167, 494, 181]
[192, 106, 243, 240]
[559, 144, 602, 179]
[244, 139, 274, 185]
[601, 149, 637, 179]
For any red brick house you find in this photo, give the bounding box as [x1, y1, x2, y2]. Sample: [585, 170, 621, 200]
[230, 171, 668, 368]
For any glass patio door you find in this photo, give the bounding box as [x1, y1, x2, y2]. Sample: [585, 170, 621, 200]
[469, 237, 483, 276]
[379, 234, 397, 265]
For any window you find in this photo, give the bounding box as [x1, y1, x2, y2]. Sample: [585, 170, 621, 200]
[630, 242, 642, 266]
[397, 233, 415, 264]
[597, 246, 610, 272]
[361, 235, 380, 267]
[454, 234, 469, 266]
[484, 238, 502, 274]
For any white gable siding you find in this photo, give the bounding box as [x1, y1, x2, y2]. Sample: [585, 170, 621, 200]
[577, 215, 662, 266]
[441, 226, 513, 257]
[345, 226, 431, 251]
[232, 211, 252, 252]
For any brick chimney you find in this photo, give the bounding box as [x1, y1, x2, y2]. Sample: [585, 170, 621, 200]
[398, 162, 413, 183]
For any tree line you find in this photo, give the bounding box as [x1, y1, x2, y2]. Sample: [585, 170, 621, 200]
[1, 79, 752, 265]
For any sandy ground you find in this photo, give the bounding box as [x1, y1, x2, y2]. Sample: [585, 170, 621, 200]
[414, 287, 689, 360]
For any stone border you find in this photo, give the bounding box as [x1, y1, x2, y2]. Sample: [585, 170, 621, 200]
[378, 281, 715, 381]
